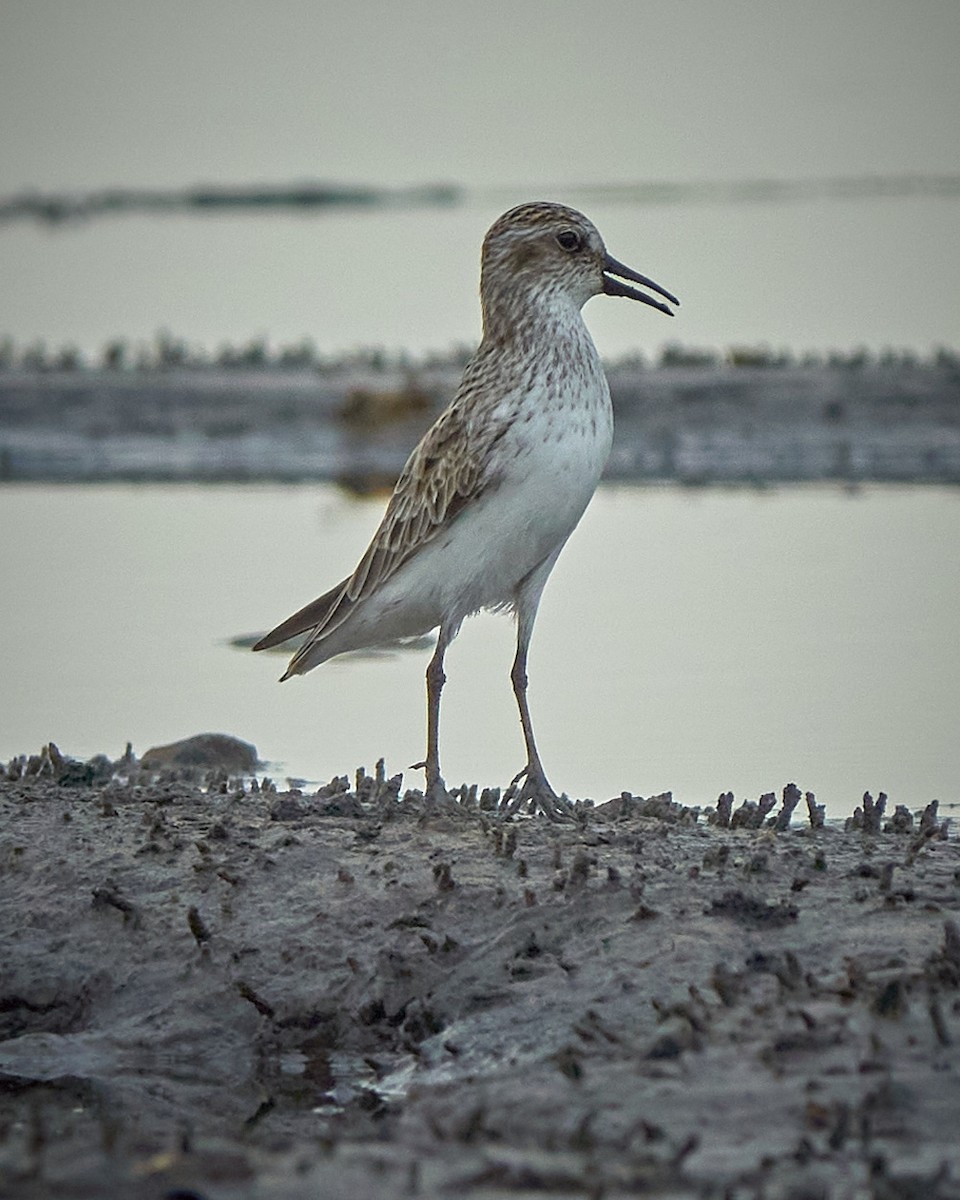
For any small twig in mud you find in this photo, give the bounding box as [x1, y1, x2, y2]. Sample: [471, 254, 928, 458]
[730, 792, 777, 829]
[187, 905, 211, 946]
[906, 800, 950, 864]
[91, 882, 141, 928]
[706, 889, 798, 928]
[433, 861, 455, 892]
[497, 826, 518, 858]
[926, 919, 960, 989]
[928, 991, 951, 1046]
[568, 848, 593, 887]
[919, 798, 946, 835]
[243, 1097, 276, 1129]
[631, 903, 660, 921]
[806, 791, 825, 828]
[846, 791, 887, 833]
[711, 961, 744, 1006]
[945, 920, 960, 968]
[774, 782, 802, 830]
[712, 791, 734, 828]
[236, 981, 276, 1018]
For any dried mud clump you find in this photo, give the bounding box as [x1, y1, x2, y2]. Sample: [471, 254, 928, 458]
[708, 782, 825, 831]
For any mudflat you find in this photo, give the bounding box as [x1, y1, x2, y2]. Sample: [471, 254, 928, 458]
[1, 751, 958, 1198]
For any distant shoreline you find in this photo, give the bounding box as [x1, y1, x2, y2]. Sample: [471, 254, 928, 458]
[3, 172, 959, 225]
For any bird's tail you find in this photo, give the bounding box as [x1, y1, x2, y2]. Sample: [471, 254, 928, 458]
[252, 577, 355, 680]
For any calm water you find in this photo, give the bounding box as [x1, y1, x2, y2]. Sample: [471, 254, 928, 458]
[2, 483, 958, 818]
[2, 194, 959, 360]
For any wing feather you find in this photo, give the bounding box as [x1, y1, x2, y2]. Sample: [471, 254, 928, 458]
[254, 371, 509, 666]
[334, 399, 497, 609]
[251, 578, 351, 650]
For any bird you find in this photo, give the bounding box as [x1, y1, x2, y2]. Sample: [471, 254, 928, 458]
[253, 201, 678, 819]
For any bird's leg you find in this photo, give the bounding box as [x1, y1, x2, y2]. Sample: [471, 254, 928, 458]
[422, 624, 452, 802]
[508, 608, 575, 823]
[510, 642, 548, 787]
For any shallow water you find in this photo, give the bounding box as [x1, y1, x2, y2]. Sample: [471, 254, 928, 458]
[3, 194, 959, 359]
[2, 482, 958, 817]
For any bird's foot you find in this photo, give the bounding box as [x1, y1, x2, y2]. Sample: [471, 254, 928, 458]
[411, 759, 454, 809]
[507, 765, 576, 823]
[425, 777, 453, 806]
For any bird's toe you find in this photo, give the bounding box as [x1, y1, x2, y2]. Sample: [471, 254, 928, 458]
[507, 766, 576, 822]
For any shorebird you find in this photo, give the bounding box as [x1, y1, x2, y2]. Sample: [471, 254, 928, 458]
[254, 202, 678, 818]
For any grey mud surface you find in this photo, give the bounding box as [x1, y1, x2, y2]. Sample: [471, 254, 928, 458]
[2, 755, 960, 1199]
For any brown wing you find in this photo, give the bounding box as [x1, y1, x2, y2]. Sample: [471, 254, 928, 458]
[251, 579, 348, 651]
[253, 381, 508, 657]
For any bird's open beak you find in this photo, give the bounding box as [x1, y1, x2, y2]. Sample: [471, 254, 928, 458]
[602, 253, 679, 316]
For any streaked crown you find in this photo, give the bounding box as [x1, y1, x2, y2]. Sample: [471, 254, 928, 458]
[480, 202, 608, 316]
[477, 201, 678, 347]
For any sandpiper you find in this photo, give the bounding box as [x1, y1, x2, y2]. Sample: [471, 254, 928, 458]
[254, 202, 678, 818]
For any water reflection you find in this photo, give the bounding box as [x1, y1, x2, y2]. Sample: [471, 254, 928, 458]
[1, 482, 958, 818]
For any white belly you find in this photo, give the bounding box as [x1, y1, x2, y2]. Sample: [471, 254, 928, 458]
[449, 406, 610, 605]
[379, 376, 614, 632]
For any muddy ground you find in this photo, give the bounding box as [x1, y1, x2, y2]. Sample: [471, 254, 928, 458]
[1, 750, 959, 1199]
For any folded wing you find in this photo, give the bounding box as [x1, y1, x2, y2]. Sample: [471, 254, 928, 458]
[253, 392, 507, 671]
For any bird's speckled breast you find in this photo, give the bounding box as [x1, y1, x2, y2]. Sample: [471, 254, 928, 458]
[432, 331, 612, 617]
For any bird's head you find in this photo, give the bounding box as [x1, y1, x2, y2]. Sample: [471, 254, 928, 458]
[480, 201, 678, 323]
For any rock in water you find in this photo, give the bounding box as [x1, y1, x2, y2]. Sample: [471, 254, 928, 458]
[140, 733, 258, 774]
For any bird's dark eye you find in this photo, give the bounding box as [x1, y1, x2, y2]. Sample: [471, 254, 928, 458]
[556, 229, 582, 252]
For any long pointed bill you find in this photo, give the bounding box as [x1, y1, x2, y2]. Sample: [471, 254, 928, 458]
[602, 253, 679, 316]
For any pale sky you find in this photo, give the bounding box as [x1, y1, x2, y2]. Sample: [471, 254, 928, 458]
[2, 1, 958, 192]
